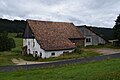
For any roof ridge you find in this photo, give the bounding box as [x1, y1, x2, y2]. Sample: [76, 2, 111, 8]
[27, 19, 73, 24]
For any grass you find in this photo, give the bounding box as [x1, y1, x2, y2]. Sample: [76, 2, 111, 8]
[12, 38, 22, 53]
[0, 58, 120, 80]
[0, 52, 14, 66]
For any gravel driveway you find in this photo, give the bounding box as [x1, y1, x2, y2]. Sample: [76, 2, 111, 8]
[92, 48, 120, 55]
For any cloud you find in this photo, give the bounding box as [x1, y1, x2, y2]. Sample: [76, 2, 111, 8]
[0, 0, 120, 28]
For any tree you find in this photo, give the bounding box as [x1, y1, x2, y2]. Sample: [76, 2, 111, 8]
[8, 38, 16, 48]
[0, 32, 16, 51]
[113, 14, 120, 46]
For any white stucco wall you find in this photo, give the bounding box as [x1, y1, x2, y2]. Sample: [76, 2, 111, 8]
[23, 39, 45, 58]
[23, 39, 74, 58]
[44, 49, 74, 58]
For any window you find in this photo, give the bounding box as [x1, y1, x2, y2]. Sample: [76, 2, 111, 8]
[33, 42, 35, 47]
[33, 51, 38, 57]
[86, 38, 92, 43]
[35, 51, 38, 54]
[40, 52, 42, 58]
[28, 41, 30, 45]
[51, 53, 55, 56]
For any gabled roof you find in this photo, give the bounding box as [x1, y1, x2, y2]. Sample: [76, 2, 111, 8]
[77, 25, 109, 42]
[27, 19, 84, 51]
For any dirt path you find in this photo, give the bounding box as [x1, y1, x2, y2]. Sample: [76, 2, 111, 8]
[86, 48, 120, 55]
[11, 58, 48, 65]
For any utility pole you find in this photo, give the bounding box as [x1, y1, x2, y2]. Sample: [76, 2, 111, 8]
[26, 63, 28, 80]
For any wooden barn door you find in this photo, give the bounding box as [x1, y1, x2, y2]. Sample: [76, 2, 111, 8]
[22, 46, 27, 55]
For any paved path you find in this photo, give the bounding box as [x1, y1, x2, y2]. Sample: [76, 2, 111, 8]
[0, 53, 120, 72]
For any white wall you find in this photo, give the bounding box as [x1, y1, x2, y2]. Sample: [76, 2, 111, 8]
[23, 39, 45, 58]
[45, 49, 74, 58]
[23, 39, 74, 58]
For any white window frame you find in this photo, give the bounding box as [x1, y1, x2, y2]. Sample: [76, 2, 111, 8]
[86, 37, 92, 43]
[85, 37, 92, 46]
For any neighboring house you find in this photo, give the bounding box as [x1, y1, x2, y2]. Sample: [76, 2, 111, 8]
[77, 25, 108, 46]
[88, 27, 113, 40]
[22, 19, 85, 58]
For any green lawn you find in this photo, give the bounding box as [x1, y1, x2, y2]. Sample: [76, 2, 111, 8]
[0, 58, 120, 80]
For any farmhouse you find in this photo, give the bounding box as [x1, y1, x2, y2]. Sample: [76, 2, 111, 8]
[22, 19, 84, 58]
[77, 25, 107, 46]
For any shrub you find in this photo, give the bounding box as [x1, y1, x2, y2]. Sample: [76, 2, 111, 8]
[8, 38, 16, 48]
[73, 47, 82, 54]
[0, 32, 16, 51]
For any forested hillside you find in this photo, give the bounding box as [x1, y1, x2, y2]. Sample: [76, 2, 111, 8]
[90, 27, 113, 40]
[0, 18, 113, 40]
[0, 18, 26, 33]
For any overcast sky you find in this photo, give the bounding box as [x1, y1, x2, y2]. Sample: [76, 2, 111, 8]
[0, 0, 120, 28]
